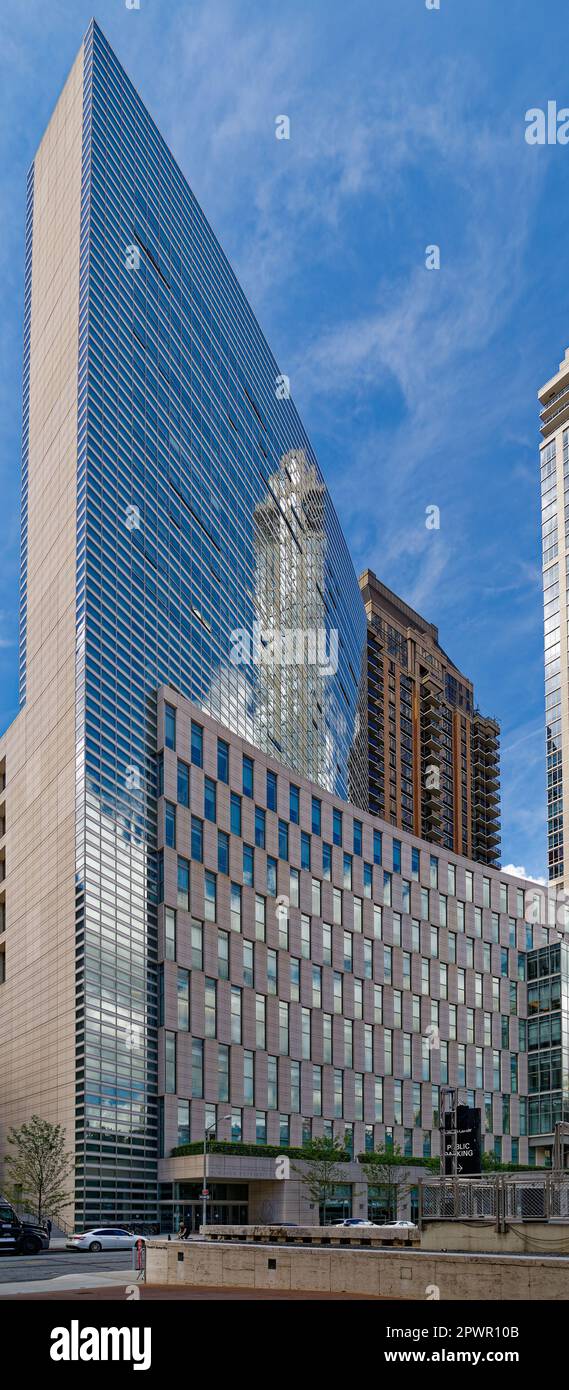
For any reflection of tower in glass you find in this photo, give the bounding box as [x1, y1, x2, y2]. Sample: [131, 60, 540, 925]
[253, 450, 339, 791]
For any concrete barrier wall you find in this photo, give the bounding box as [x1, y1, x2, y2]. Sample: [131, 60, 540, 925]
[421, 1221, 569, 1255]
[145, 1239, 569, 1299]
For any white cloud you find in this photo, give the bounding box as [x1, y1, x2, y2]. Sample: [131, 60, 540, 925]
[501, 864, 546, 885]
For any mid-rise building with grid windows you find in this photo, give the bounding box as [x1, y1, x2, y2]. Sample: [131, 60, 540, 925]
[154, 689, 558, 1231]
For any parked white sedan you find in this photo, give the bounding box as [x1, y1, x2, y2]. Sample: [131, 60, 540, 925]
[376, 1220, 418, 1230]
[66, 1227, 146, 1252]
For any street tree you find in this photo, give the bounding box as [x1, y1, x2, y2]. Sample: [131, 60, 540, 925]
[4, 1115, 73, 1224]
[293, 1136, 348, 1225]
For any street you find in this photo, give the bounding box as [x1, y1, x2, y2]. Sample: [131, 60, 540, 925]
[0, 1250, 133, 1284]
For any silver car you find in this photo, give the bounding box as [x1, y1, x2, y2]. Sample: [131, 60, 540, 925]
[66, 1227, 146, 1252]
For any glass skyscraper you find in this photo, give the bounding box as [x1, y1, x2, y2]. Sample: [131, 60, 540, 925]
[539, 348, 569, 888]
[7, 20, 366, 1225]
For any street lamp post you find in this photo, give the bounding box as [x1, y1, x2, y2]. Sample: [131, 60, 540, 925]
[201, 1114, 232, 1232]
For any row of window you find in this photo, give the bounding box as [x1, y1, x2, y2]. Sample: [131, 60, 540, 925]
[162, 710, 527, 915]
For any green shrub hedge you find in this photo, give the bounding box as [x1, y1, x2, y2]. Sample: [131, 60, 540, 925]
[171, 1139, 351, 1161]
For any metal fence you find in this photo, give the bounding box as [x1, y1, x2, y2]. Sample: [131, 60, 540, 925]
[419, 1175, 569, 1226]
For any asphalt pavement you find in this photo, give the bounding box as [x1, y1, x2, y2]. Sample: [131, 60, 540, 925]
[0, 1249, 134, 1285]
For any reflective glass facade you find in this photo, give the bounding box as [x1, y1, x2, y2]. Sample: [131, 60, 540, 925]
[68, 23, 365, 1223]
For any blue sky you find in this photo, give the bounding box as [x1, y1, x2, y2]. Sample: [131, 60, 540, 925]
[0, 0, 568, 878]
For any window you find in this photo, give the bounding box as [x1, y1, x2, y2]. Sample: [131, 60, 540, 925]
[312, 878, 321, 915]
[343, 853, 352, 888]
[266, 769, 277, 811]
[333, 808, 343, 846]
[290, 867, 300, 907]
[301, 915, 311, 958]
[393, 839, 402, 874]
[218, 1044, 229, 1102]
[192, 1038, 203, 1097]
[290, 784, 300, 824]
[255, 894, 266, 941]
[364, 1023, 373, 1071]
[165, 907, 176, 961]
[243, 755, 254, 798]
[322, 843, 332, 880]
[374, 830, 382, 865]
[164, 806, 175, 845]
[268, 1056, 278, 1110]
[333, 887, 342, 925]
[280, 1002, 290, 1055]
[343, 931, 353, 972]
[230, 882, 242, 933]
[354, 978, 363, 1018]
[191, 919, 203, 969]
[204, 777, 216, 822]
[165, 1031, 177, 1093]
[255, 807, 266, 849]
[301, 1007, 311, 1059]
[465, 869, 473, 902]
[384, 872, 392, 907]
[177, 857, 189, 910]
[204, 871, 216, 922]
[217, 739, 229, 784]
[177, 1100, 190, 1147]
[309, 796, 321, 836]
[177, 761, 189, 807]
[165, 704, 176, 750]
[191, 817, 203, 862]
[301, 832, 311, 870]
[243, 940, 254, 988]
[266, 857, 277, 895]
[256, 995, 266, 1049]
[243, 844, 254, 887]
[353, 819, 363, 856]
[218, 830, 229, 875]
[230, 792, 242, 836]
[205, 978, 216, 1037]
[243, 1051, 254, 1105]
[322, 924, 332, 964]
[323, 1014, 332, 1063]
[353, 895, 363, 932]
[447, 863, 456, 895]
[177, 969, 189, 1030]
[278, 820, 289, 860]
[191, 721, 203, 767]
[218, 930, 229, 980]
[231, 987, 242, 1043]
[267, 948, 278, 995]
[333, 971, 343, 1013]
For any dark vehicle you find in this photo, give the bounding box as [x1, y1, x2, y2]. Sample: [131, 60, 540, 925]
[0, 1199, 49, 1255]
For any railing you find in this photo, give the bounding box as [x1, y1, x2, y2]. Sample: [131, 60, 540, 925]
[419, 1174, 569, 1228]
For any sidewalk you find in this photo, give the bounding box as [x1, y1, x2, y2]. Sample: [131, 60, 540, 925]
[0, 1271, 142, 1298]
